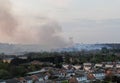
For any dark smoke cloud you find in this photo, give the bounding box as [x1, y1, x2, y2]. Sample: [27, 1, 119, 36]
[0, 0, 71, 49]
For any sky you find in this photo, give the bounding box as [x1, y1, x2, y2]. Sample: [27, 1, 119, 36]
[6, 0, 120, 44]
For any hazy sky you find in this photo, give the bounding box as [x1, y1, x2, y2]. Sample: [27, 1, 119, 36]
[10, 0, 120, 44]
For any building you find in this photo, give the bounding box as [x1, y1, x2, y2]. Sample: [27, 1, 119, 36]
[93, 72, 105, 80]
[2, 58, 14, 63]
[83, 63, 92, 71]
[95, 64, 103, 68]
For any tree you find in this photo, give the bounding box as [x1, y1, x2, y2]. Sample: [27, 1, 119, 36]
[0, 69, 10, 79]
[10, 66, 26, 77]
[0, 62, 9, 70]
[10, 58, 27, 66]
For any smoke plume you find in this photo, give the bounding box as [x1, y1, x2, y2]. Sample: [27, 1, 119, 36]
[0, 0, 17, 39]
[0, 0, 70, 50]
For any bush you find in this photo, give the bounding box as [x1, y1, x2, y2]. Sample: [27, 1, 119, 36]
[61, 80, 68, 83]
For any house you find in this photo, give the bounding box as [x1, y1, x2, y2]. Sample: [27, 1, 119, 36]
[66, 69, 75, 77]
[83, 63, 92, 71]
[58, 69, 66, 77]
[116, 64, 120, 68]
[105, 69, 113, 76]
[2, 58, 14, 63]
[51, 70, 61, 77]
[76, 74, 87, 82]
[62, 64, 69, 69]
[0, 80, 6, 83]
[31, 74, 45, 82]
[18, 77, 26, 83]
[24, 76, 33, 83]
[116, 69, 120, 74]
[105, 64, 113, 68]
[68, 75, 78, 83]
[18, 76, 33, 83]
[62, 65, 75, 70]
[75, 70, 85, 74]
[94, 64, 103, 68]
[18, 56, 28, 60]
[5, 79, 20, 83]
[73, 65, 81, 70]
[36, 74, 45, 81]
[93, 72, 105, 80]
[87, 73, 96, 81]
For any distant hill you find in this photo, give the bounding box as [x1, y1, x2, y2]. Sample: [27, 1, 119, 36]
[105, 44, 120, 49]
[0, 43, 43, 55]
[55, 43, 112, 52]
[0, 43, 120, 55]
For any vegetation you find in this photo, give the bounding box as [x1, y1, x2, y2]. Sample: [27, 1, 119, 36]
[0, 48, 120, 79]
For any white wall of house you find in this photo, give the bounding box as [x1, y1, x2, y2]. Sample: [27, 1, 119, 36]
[105, 65, 113, 68]
[26, 80, 33, 83]
[66, 73, 75, 77]
[38, 78, 44, 81]
[116, 64, 120, 68]
[62, 65, 68, 69]
[77, 76, 87, 82]
[0, 82, 6, 83]
[95, 64, 103, 68]
[93, 73, 105, 80]
[73, 65, 81, 70]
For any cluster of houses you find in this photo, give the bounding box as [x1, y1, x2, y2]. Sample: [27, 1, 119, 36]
[0, 61, 120, 83]
[0, 54, 120, 83]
